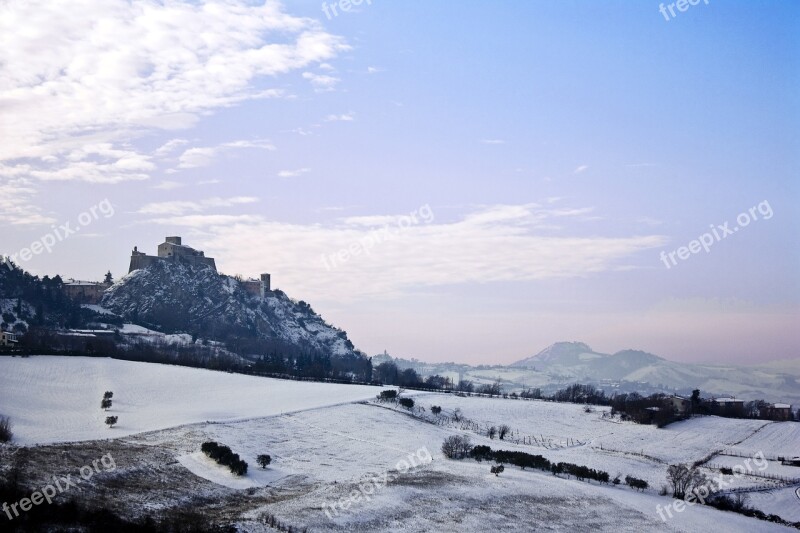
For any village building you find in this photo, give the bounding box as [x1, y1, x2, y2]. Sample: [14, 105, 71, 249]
[0, 330, 18, 346]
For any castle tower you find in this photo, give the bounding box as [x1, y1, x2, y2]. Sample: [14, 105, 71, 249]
[260, 273, 271, 298]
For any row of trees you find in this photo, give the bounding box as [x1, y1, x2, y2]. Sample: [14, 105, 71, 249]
[443, 436, 633, 486]
[201, 442, 248, 476]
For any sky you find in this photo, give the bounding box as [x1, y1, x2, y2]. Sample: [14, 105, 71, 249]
[1, 0, 798, 366]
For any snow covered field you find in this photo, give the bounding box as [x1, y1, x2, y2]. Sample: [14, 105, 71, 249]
[0, 356, 390, 445]
[1, 356, 798, 531]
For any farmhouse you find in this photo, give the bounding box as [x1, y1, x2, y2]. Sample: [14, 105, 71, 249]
[710, 397, 745, 418]
[760, 403, 793, 421]
[0, 330, 18, 346]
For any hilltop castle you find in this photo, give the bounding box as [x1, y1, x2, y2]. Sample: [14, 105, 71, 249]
[129, 236, 271, 297]
[129, 236, 217, 273]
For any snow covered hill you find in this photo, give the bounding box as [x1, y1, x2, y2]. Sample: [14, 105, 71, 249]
[2, 356, 798, 530]
[0, 356, 388, 444]
[506, 342, 800, 403]
[102, 260, 359, 358]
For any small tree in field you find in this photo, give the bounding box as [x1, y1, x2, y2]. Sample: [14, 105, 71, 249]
[105, 416, 118, 428]
[487, 426, 497, 439]
[491, 465, 505, 476]
[101, 398, 112, 410]
[431, 406, 442, 415]
[498, 424, 511, 440]
[103, 391, 113, 400]
[257, 455, 272, 469]
[442, 435, 472, 459]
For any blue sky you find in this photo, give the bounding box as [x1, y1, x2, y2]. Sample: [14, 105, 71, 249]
[1, 0, 798, 365]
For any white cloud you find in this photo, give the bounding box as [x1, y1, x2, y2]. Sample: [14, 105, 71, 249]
[152, 181, 184, 191]
[0, 178, 56, 226]
[574, 165, 589, 174]
[178, 148, 218, 170]
[154, 139, 189, 157]
[0, 0, 348, 181]
[176, 139, 276, 169]
[141, 203, 667, 302]
[325, 113, 355, 122]
[13, 143, 155, 184]
[137, 196, 259, 217]
[302, 71, 340, 91]
[277, 168, 311, 178]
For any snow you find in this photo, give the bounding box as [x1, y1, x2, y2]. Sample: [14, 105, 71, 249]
[0, 356, 389, 445]
[2, 357, 798, 530]
[81, 304, 116, 315]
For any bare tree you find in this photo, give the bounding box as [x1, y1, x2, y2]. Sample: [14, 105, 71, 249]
[667, 464, 707, 499]
[498, 425, 511, 440]
[441, 435, 472, 459]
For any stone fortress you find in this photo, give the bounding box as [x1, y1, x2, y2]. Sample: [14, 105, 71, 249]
[129, 236, 217, 273]
[129, 236, 271, 298]
[60, 237, 271, 305]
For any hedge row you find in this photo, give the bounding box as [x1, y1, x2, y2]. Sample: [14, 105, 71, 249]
[469, 445, 610, 484]
[201, 441, 248, 476]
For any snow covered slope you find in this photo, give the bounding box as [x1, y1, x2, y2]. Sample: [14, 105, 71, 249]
[102, 260, 358, 358]
[0, 356, 388, 444]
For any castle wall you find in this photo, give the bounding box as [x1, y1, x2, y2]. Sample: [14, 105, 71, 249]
[62, 283, 111, 305]
[129, 254, 161, 273]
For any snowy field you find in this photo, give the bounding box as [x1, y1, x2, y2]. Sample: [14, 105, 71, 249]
[0, 356, 391, 444]
[1, 356, 798, 531]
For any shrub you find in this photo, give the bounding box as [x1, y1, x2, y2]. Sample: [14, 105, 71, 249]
[431, 406, 442, 415]
[470, 445, 493, 462]
[399, 398, 415, 409]
[442, 435, 473, 459]
[379, 390, 398, 401]
[625, 475, 648, 491]
[487, 426, 497, 439]
[0, 415, 12, 443]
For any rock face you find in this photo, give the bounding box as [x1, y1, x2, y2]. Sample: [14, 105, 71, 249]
[102, 260, 357, 358]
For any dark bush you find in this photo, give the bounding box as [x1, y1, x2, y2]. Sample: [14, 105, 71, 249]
[399, 397, 415, 409]
[379, 390, 398, 400]
[0, 415, 12, 443]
